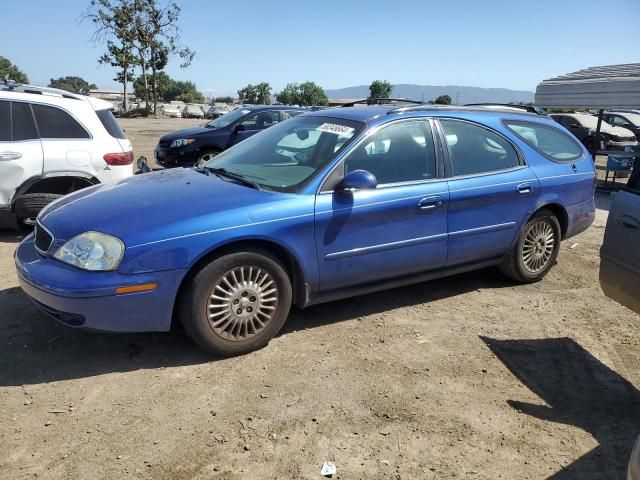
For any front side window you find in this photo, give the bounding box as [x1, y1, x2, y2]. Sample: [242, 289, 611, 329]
[205, 108, 251, 129]
[344, 120, 436, 185]
[240, 111, 279, 130]
[12, 102, 38, 141]
[32, 104, 90, 139]
[206, 116, 362, 192]
[441, 120, 519, 176]
[0, 101, 10, 141]
[505, 120, 583, 162]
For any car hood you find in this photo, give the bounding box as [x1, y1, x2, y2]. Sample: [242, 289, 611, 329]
[39, 168, 294, 248]
[602, 124, 636, 138]
[159, 125, 216, 141]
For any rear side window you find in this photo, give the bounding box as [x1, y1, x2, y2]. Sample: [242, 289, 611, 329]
[0, 101, 10, 141]
[32, 104, 90, 139]
[440, 120, 520, 176]
[504, 120, 583, 162]
[96, 109, 127, 139]
[12, 102, 38, 141]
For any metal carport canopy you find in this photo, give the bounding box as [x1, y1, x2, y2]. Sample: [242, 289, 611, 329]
[535, 63, 640, 109]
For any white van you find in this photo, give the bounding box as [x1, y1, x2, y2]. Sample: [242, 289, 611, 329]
[0, 82, 133, 228]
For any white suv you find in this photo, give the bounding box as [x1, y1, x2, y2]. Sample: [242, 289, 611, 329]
[0, 82, 133, 228]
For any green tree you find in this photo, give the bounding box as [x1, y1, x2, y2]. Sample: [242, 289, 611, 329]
[275, 81, 328, 106]
[434, 95, 452, 105]
[237, 84, 258, 104]
[134, 72, 203, 103]
[255, 82, 272, 104]
[99, 40, 137, 110]
[368, 80, 392, 101]
[48, 76, 98, 95]
[86, 0, 195, 115]
[0, 56, 29, 83]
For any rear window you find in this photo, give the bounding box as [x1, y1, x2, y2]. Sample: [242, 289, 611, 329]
[504, 120, 583, 162]
[32, 104, 90, 139]
[97, 109, 127, 139]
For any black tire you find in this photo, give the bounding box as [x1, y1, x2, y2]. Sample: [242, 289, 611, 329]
[180, 248, 292, 356]
[499, 209, 561, 283]
[14, 193, 63, 223]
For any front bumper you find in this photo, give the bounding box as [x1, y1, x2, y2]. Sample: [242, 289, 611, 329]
[15, 235, 187, 333]
[154, 144, 199, 168]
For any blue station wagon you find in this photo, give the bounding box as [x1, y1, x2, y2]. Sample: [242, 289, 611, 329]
[15, 105, 596, 355]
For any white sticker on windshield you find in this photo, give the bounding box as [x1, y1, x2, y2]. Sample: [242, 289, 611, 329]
[317, 123, 354, 135]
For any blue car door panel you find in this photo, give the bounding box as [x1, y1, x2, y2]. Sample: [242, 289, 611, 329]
[437, 118, 540, 266]
[314, 118, 449, 290]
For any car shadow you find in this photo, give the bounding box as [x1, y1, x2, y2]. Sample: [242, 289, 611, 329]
[0, 230, 26, 244]
[482, 336, 640, 479]
[0, 267, 511, 386]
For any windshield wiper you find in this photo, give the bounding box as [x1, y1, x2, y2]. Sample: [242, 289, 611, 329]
[207, 167, 262, 190]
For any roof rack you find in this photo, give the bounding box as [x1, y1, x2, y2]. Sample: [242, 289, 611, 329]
[341, 98, 424, 107]
[464, 103, 548, 116]
[1, 79, 82, 100]
[386, 104, 543, 116]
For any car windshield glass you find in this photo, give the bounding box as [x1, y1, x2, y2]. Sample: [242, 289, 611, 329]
[206, 109, 251, 128]
[205, 116, 363, 192]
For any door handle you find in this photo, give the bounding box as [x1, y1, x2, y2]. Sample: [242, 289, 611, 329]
[0, 151, 22, 160]
[516, 183, 532, 194]
[417, 195, 443, 211]
[616, 214, 640, 231]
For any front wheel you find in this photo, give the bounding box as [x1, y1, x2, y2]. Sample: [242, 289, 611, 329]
[194, 150, 219, 168]
[180, 249, 292, 356]
[499, 210, 561, 283]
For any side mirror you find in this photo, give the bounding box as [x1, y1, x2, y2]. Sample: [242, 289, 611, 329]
[336, 170, 377, 191]
[233, 124, 245, 133]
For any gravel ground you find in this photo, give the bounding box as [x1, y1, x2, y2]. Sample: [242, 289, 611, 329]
[0, 118, 638, 480]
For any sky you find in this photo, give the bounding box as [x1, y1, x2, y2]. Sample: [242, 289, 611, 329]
[3, 0, 640, 97]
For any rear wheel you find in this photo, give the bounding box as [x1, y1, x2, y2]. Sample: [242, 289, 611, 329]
[180, 249, 292, 356]
[499, 210, 561, 283]
[14, 193, 63, 225]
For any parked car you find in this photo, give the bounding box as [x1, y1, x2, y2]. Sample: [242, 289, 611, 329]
[0, 81, 133, 229]
[16, 105, 595, 356]
[206, 106, 228, 119]
[183, 104, 205, 119]
[161, 104, 182, 118]
[598, 164, 640, 480]
[601, 111, 640, 141]
[154, 105, 305, 168]
[550, 113, 637, 151]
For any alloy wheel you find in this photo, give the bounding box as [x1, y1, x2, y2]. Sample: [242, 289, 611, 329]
[522, 220, 555, 273]
[206, 265, 279, 341]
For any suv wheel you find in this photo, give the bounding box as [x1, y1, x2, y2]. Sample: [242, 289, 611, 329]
[499, 209, 561, 283]
[14, 193, 63, 225]
[180, 249, 292, 356]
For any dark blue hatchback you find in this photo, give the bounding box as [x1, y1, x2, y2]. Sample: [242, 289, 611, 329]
[16, 105, 596, 356]
[154, 105, 306, 167]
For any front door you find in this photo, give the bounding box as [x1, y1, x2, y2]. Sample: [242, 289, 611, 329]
[0, 100, 43, 207]
[231, 111, 280, 146]
[438, 119, 540, 266]
[314, 119, 449, 291]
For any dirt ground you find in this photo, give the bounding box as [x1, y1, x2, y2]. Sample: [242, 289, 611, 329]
[1, 118, 639, 480]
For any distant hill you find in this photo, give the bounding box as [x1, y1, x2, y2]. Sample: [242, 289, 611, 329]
[324, 84, 534, 104]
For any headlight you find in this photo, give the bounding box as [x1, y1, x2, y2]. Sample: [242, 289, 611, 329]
[170, 138, 195, 148]
[54, 232, 124, 271]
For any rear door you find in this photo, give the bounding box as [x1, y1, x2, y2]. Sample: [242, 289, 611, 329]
[600, 171, 640, 314]
[438, 118, 539, 266]
[31, 103, 93, 173]
[0, 100, 43, 207]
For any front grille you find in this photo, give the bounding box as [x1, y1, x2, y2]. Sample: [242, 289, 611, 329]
[34, 222, 54, 254]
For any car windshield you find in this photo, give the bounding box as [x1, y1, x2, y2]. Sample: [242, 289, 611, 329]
[204, 116, 363, 192]
[206, 109, 251, 128]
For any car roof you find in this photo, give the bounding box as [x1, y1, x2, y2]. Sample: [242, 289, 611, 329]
[241, 105, 305, 111]
[0, 82, 113, 110]
[303, 104, 544, 124]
